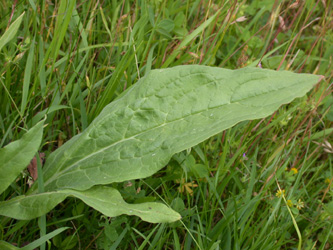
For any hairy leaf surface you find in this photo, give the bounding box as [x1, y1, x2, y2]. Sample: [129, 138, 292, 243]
[39, 66, 321, 191]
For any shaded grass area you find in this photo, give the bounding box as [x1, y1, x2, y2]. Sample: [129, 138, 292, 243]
[0, 0, 332, 249]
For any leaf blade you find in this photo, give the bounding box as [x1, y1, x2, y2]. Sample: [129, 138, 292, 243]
[0, 192, 67, 220]
[0, 187, 180, 223]
[21, 227, 69, 250]
[40, 66, 321, 191]
[0, 12, 25, 52]
[0, 119, 44, 194]
[63, 186, 181, 223]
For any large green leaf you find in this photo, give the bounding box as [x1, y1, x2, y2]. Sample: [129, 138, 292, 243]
[0, 186, 180, 223]
[0, 120, 44, 194]
[39, 66, 321, 192]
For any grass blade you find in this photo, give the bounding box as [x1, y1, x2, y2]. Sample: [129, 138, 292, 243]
[0, 12, 25, 52]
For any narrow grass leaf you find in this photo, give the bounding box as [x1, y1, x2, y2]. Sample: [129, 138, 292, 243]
[136, 224, 159, 250]
[0, 12, 25, 52]
[303, 127, 333, 142]
[21, 227, 69, 250]
[31, 105, 69, 126]
[28, 0, 36, 12]
[41, 1, 75, 74]
[110, 227, 128, 250]
[92, 49, 135, 117]
[38, 36, 46, 96]
[162, 11, 220, 68]
[78, 87, 88, 130]
[21, 37, 35, 114]
[72, 9, 89, 48]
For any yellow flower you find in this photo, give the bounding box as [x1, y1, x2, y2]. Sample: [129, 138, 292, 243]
[290, 168, 298, 174]
[325, 178, 331, 184]
[296, 199, 304, 210]
[276, 189, 285, 198]
[176, 179, 198, 196]
[287, 199, 293, 207]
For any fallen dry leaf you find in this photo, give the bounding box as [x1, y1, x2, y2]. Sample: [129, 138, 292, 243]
[27, 152, 45, 184]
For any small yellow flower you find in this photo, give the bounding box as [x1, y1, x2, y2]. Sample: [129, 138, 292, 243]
[276, 189, 285, 198]
[296, 199, 304, 210]
[325, 178, 331, 184]
[287, 199, 293, 207]
[176, 179, 198, 196]
[290, 168, 298, 174]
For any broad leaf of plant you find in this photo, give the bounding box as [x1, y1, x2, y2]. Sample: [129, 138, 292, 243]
[0, 191, 66, 220]
[67, 186, 180, 223]
[0, 120, 44, 194]
[0, 186, 180, 223]
[38, 66, 321, 192]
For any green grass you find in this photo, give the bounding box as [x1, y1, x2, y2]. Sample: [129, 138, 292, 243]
[0, 0, 332, 249]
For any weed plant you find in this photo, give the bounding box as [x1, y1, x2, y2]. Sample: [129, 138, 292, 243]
[0, 0, 332, 249]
